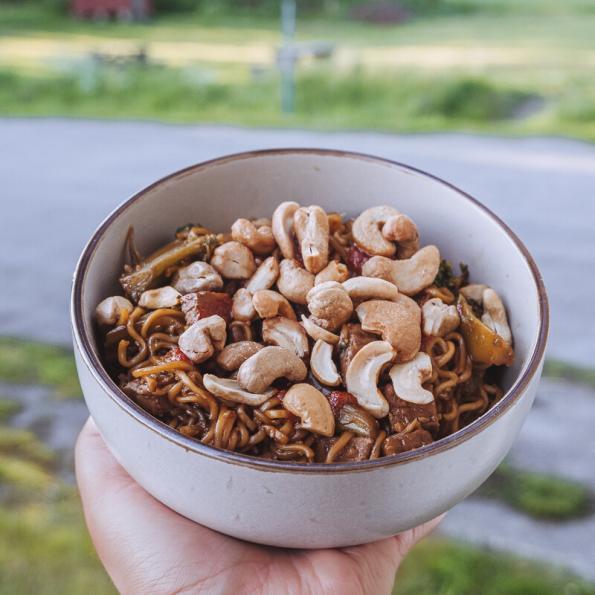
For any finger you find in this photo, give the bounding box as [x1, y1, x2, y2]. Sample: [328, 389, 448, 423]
[337, 513, 444, 592]
[392, 513, 445, 557]
[75, 417, 238, 593]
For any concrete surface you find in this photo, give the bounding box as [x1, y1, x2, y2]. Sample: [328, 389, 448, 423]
[1, 118, 595, 366]
[443, 377, 595, 580]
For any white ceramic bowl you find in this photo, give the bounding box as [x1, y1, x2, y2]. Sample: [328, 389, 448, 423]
[72, 149, 548, 549]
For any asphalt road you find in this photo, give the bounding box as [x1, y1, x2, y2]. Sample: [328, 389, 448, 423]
[1, 118, 594, 365]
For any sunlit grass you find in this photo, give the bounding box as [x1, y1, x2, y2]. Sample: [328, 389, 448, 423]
[480, 465, 593, 521]
[0, 337, 81, 398]
[543, 360, 595, 391]
[395, 537, 595, 595]
[0, 398, 22, 423]
[3, 64, 595, 140]
[0, 329, 593, 593]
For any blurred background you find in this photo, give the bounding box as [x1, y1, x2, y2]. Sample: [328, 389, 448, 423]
[1, 0, 595, 593]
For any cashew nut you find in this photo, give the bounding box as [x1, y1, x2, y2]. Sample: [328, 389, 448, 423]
[231, 218, 276, 256]
[251, 217, 271, 228]
[283, 383, 335, 437]
[345, 340, 395, 418]
[460, 283, 488, 302]
[277, 259, 315, 304]
[481, 288, 512, 344]
[178, 314, 227, 363]
[210, 241, 256, 280]
[231, 288, 256, 322]
[342, 276, 399, 303]
[229, 320, 253, 343]
[262, 316, 309, 357]
[300, 315, 340, 345]
[422, 298, 460, 337]
[245, 256, 279, 293]
[95, 296, 133, 325]
[306, 281, 353, 331]
[381, 213, 420, 259]
[310, 339, 341, 387]
[315, 260, 349, 285]
[352, 206, 406, 257]
[356, 296, 421, 362]
[172, 261, 223, 294]
[237, 346, 308, 393]
[203, 374, 275, 406]
[460, 285, 512, 344]
[388, 352, 434, 405]
[362, 245, 441, 296]
[293, 205, 330, 274]
[138, 286, 181, 309]
[252, 290, 297, 320]
[272, 201, 299, 259]
[216, 341, 264, 372]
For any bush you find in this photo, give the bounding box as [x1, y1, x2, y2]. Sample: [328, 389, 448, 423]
[413, 77, 534, 121]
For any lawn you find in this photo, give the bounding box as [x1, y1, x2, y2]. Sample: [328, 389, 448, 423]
[0, 334, 594, 592]
[0, 0, 594, 139]
[1, 426, 593, 595]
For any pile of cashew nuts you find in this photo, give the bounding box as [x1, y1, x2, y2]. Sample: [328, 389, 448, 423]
[96, 203, 513, 460]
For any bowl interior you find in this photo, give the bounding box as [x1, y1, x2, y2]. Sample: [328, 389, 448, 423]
[76, 150, 545, 445]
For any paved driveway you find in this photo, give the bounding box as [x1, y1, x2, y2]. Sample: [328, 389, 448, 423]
[1, 118, 594, 365]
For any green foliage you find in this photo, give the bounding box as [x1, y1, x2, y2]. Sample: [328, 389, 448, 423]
[0, 455, 53, 492]
[434, 260, 469, 293]
[395, 538, 595, 595]
[0, 413, 113, 593]
[543, 359, 595, 390]
[0, 490, 115, 595]
[0, 337, 81, 398]
[0, 428, 56, 467]
[0, 62, 540, 131]
[414, 77, 534, 121]
[481, 465, 593, 521]
[0, 399, 22, 423]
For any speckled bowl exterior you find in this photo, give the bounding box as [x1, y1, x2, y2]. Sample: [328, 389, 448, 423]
[71, 149, 548, 549]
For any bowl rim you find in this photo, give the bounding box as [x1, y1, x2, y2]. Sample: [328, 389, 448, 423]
[71, 148, 549, 475]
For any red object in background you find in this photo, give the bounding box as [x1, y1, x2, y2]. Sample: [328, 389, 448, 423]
[71, 0, 152, 20]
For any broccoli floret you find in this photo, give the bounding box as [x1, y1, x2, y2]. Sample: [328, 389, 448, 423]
[434, 260, 469, 293]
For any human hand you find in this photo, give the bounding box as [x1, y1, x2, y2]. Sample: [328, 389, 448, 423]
[76, 418, 442, 594]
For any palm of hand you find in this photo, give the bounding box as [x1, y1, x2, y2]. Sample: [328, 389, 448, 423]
[76, 419, 440, 595]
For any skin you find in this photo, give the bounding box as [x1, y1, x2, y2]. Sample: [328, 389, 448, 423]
[76, 418, 443, 595]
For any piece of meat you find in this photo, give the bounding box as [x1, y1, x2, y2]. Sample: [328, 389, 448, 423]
[382, 429, 433, 456]
[181, 291, 232, 325]
[382, 383, 439, 436]
[315, 435, 374, 462]
[326, 390, 358, 417]
[339, 323, 377, 379]
[165, 346, 191, 363]
[177, 408, 209, 439]
[346, 244, 371, 276]
[122, 378, 172, 417]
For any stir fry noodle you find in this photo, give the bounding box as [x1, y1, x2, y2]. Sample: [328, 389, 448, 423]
[95, 204, 514, 463]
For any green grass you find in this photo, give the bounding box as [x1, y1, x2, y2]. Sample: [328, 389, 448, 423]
[480, 465, 593, 521]
[1, 1, 595, 140]
[0, 337, 81, 398]
[0, 398, 22, 423]
[544, 360, 595, 391]
[395, 537, 595, 595]
[0, 428, 56, 468]
[0, 412, 592, 594]
[3, 64, 589, 138]
[0, 326, 593, 590]
[0, 414, 114, 593]
[0, 488, 116, 595]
